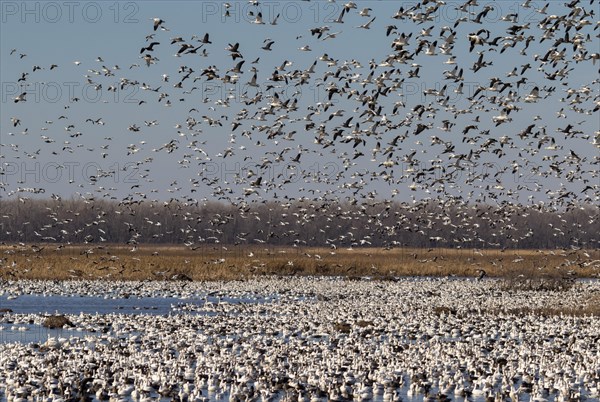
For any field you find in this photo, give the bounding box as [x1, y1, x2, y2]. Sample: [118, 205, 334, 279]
[1, 243, 599, 281]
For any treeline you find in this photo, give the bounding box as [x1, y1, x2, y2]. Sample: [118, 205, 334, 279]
[0, 197, 598, 249]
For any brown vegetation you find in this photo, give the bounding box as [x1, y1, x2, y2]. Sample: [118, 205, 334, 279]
[498, 270, 577, 291]
[0, 243, 598, 281]
[489, 294, 600, 317]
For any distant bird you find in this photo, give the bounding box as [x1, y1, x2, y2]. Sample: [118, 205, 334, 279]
[199, 33, 211, 44]
[251, 12, 265, 24]
[322, 32, 342, 41]
[151, 17, 165, 31]
[359, 8, 372, 17]
[356, 17, 376, 29]
[140, 42, 160, 54]
[524, 87, 540, 103]
[248, 73, 259, 87]
[261, 40, 275, 51]
[13, 93, 26, 103]
[467, 29, 489, 52]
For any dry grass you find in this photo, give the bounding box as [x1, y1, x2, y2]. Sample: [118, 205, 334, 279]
[0, 243, 599, 281]
[498, 271, 576, 291]
[435, 294, 600, 318]
[490, 294, 600, 317]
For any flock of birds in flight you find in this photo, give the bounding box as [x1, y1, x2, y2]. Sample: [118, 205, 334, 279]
[3, 0, 599, 248]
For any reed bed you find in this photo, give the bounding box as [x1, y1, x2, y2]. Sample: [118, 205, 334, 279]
[1, 244, 598, 281]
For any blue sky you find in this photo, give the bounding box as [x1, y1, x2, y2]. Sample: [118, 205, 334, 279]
[1, 0, 598, 205]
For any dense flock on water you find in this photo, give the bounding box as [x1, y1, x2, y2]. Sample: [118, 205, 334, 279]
[1, 277, 600, 402]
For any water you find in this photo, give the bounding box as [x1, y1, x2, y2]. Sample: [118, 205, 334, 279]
[0, 293, 274, 316]
[0, 322, 90, 344]
[0, 293, 175, 344]
[0, 293, 277, 344]
[0, 294, 181, 315]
